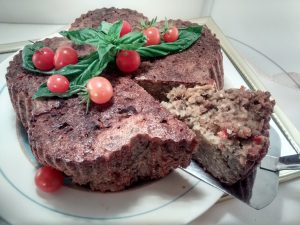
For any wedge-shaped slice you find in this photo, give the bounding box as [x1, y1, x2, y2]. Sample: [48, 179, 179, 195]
[162, 84, 275, 184]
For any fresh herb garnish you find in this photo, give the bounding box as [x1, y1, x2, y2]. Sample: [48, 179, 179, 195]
[22, 19, 203, 109]
[161, 17, 170, 34]
[27, 21, 146, 103]
[137, 26, 202, 58]
[139, 17, 158, 30]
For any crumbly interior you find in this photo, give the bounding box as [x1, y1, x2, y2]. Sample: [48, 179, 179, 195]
[162, 84, 275, 184]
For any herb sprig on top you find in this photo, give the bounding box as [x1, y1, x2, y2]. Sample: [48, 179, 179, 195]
[22, 19, 203, 110]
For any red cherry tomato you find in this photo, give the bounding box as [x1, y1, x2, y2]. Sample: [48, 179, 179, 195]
[217, 129, 229, 139]
[54, 46, 78, 70]
[87, 77, 113, 104]
[116, 50, 141, 73]
[252, 135, 263, 145]
[47, 74, 70, 93]
[143, 27, 161, 46]
[35, 166, 64, 193]
[163, 26, 179, 43]
[32, 47, 55, 71]
[120, 20, 132, 37]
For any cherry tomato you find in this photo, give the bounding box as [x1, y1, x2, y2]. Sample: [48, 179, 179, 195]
[32, 47, 55, 71]
[120, 20, 132, 37]
[47, 74, 70, 93]
[54, 46, 78, 70]
[253, 135, 263, 145]
[116, 50, 141, 73]
[143, 27, 161, 46]
[217, 129, 228, 139]
[163, 26, 179, 43]
[35, 166, 64, 193]
[87, 77, 113, 104]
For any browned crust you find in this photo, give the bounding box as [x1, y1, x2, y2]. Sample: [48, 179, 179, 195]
[70, 7, 147, 30]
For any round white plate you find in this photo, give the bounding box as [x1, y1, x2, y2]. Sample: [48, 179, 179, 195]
[0, 55, 223, 225]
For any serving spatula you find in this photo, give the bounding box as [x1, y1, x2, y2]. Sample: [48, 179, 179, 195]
[182, 127, 300, 209]
[260, 154, 300, 172]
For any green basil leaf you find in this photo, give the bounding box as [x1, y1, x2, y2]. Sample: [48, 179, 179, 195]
[54, 51, 99, 77]
[60, 28, 105, 46]
[137, 25, 203, 58]
[107, 20, 123, 40]
[119, 31, 145, 44]
[33, 83, 83, 99]
[22, 42, 44, 72]
[73, 45, 115, 85]
[117, 31, 146, 50]
[22, 45, 99, 77]
[99, 44, 117, 62]
[98, 21, 112, 34]
[73, 58, 102, 85]
[117, 42, 146, 51]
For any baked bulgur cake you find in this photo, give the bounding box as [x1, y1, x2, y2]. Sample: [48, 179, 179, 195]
[162, 84, 275, 184]
[6, 8, 201, 192]
[6, 7, 273, 191]
[6, 34, 199, 191]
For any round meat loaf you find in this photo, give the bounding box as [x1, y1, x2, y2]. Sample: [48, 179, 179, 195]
[6, 8, 225, 191]
[70, 8, 224, 101]
[162, 84, 275, 185]
[6, 36, 197, 191]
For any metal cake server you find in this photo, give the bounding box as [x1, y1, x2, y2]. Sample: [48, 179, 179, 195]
[182, 127, 300, 209]
[260, 154, 300, 172]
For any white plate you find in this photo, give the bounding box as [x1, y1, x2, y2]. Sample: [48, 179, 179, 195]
[0, 53, 223, 225]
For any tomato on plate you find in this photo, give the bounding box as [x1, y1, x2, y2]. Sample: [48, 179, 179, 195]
[163, 26, 179, 43]
[54, 46, 78, 70]
[32, 47, 55, 71]
[143, 27, 161, 46]
[120, 20, 132, 37]
[116, 50, 141, 73]
[47, 74, 70, 93]
[35, 166, 64, 193]
[87, 77, 113, 104]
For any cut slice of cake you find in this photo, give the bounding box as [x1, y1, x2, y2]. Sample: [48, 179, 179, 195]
[162, 84, 275, 184]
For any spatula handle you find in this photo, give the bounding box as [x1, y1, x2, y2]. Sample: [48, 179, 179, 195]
[278, 154, 300, 170]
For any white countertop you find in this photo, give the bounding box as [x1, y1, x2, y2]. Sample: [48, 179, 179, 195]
[0, 22, 299, 225]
